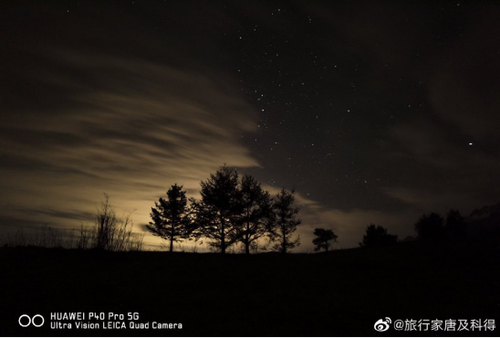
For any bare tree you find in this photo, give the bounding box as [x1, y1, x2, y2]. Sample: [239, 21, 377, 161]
[95, 194, 118, 250]
[79, 194, 143, 251]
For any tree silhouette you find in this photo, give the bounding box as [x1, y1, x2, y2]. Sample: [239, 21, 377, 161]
[359, 224, 397, 247]
[147, 184, 190, 252]
[81, 193, 143, 251]
[237, 174, 274, 254]
[192, 165, 242, 254]
[94, 193, 117, 250]
[270, 188, 301, 254]
[312, 228, 338, 252]
[445, 209, 467, 240]
[414, 213, 444, 241]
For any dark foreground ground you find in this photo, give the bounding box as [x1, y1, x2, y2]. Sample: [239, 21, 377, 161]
[1, 242, 499, 337]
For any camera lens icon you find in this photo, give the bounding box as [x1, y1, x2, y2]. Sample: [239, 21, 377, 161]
[18, 314, 44, 328]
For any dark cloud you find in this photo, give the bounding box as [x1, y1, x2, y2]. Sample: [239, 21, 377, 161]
[14, 208, 95, 223]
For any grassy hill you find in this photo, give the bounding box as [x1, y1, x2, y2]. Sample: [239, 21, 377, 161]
[1, 242, 499, 336]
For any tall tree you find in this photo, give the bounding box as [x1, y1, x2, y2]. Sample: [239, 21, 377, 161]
[312, 228, 338, 252]
[445, 209, 467, 240]
[414, 213, 444, 241]
[270, 188, 301, 254]
[147, 184, 189, 252]
[359, 224, 397, 247]
[193, 165, 242, 254]
[237, 174, 274, 254]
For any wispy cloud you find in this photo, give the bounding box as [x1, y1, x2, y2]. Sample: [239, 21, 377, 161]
[0, 50, 259, 247]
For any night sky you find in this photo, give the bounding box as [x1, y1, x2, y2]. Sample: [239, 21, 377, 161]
[1, 1, 499, 250]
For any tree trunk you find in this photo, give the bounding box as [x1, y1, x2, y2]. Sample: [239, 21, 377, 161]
[245, 221, 250, 255]
[221, 217, 226, 254]
[281, 224, 287, 254]
[221, 239, 226, 254]
[170, 222, 175, 253]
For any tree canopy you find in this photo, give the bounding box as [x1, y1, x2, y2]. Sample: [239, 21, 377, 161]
[147, 184, 190, 252]
[414, 213, 444, 241]
[312, 228, 338, 252]
[146, 165, 306, 254]
[359, 224, 397, 247]
[192, 165, 242, 254]
[237, 174, 274, 254]
[270, 188, 301, 254]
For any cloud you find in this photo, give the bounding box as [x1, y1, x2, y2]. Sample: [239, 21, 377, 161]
[292, 192, 417, 250]
[0, 49, 260, 247]
[259, 186, 415, 251]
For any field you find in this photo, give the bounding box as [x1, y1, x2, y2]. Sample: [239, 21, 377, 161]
[1, 242, 499, 336]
